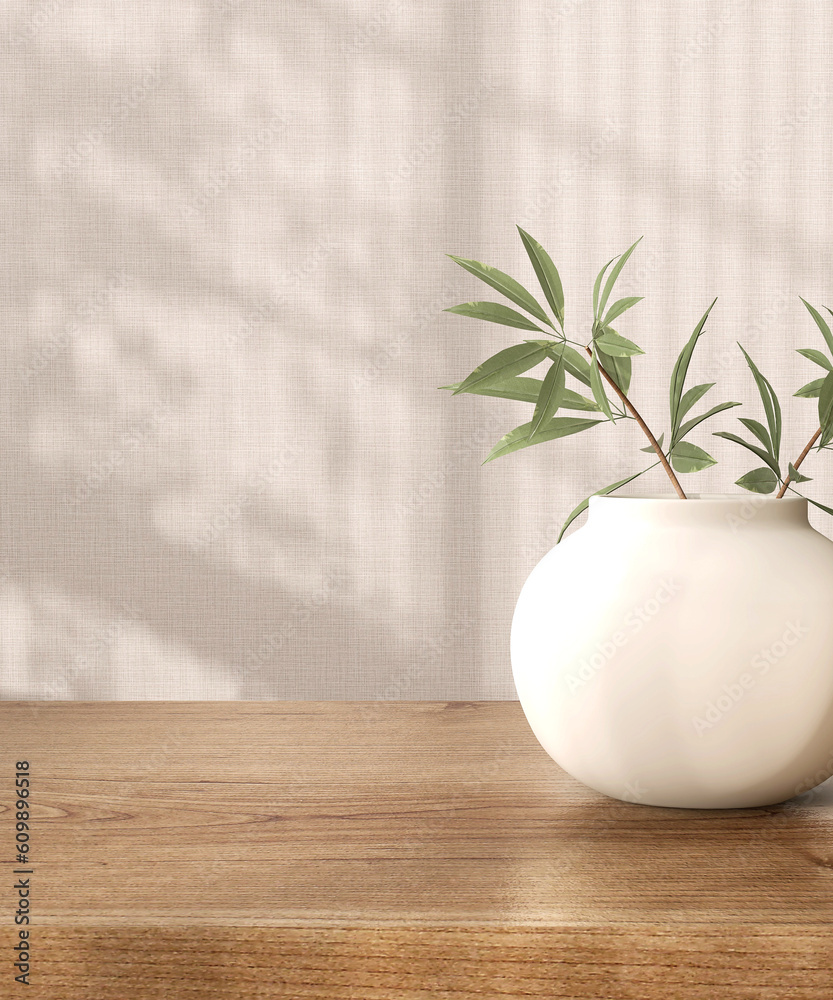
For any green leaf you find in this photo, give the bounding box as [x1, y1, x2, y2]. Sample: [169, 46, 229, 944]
[788, 462, 812, 484]
[594, 327, 645, 357]
[516, 227, 564, 325]
[736, 467, 778, 494]
[795, 377, 826, 399]
[738, 344, 782, 461]
[589, 353, 613, 420]
[737, 417, 773, 454]
[713, 431, 781, 476]
[439, 376, 542, 403]
[482, 417, 603, 464]
[677, 383, 715, 423]
[596, 349, 631, 395]
[440, 376, 597, 410]
[602, 296, 643, 326]
[597, 237, 643, 319]
[818, 371, 833, 447]
[561, 389, 600, 411]
[796, 347, 833, 371]
[444, 301, 546, 331]
[675, 401, 742, 445]
[640, 432, 665, 453]
[670, 441, 717, 473]
[592, 256, 617, 319]
[669, 299, 718, 437]
[454, 343, 548, 395]
[447, 255, 553, 328]
[528, 349, 566, 439]
[557, 464, 659, 543]
[561, 345, 592, 387]
[804, 495, 833, 517]
[800, 297, 833, 357]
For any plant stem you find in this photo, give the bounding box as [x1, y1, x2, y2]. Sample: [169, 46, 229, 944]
[776, 427, 821, 498]
[584, 345, 687, 500]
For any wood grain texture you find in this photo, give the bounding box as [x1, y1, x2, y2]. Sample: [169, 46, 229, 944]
[1, 700, 833, 999]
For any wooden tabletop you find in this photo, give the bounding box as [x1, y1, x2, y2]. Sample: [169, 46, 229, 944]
[1, 700, 832, 999]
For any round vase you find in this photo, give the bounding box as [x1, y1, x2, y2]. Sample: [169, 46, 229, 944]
[510, 494, 833, 808]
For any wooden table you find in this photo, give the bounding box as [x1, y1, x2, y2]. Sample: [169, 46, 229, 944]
[1, 701, 832, 998]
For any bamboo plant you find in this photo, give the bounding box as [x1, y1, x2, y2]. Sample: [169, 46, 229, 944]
[441, 229, 741, 538]
[714, 298, 833, 517]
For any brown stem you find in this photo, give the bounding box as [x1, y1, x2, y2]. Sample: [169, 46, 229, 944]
[776, 426, 822, 498]
[584, 346, 687, 500]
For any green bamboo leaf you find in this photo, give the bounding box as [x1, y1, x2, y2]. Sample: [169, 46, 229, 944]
[800, 297, 833, 357]
[592, 256, 617, 319]
[736, 467, 778, 494]
[482, 417, 603, 464]
[594, 327, 645, 357]
[675, 401, 742, 445]
[447, 255, 553, 328]
[561, 388, 601, 411]
[677, 383, 715, 423]
[640, 432, 665, 453]
[439, 376, 542, 403]
[788, 462, 812, 484]
[516, 227, 564, 325]
[796, 347, 833, 371]
[589, 353, 613, 420]
[804, 495, 833, 517]
[440, 377, 597, 409]
[795, 377, 826, 399]
[738, 344, 782, 460]
[561, 345, 592, 387]
[557, 464, 659, 543]
[713, 431, 781, 476]
[669, 299, 718, 436]
[454, 343, 547, 395]
[528, 348, 566, 439]
[737, 417, 773, 454]
[670, 441, 717, 473]
[598, 237, 643, 319]
[444, 301, 547, 331]
[596, 349, 631, 395]
[602, 296, 643, 326]
[818, 371, 833, 447]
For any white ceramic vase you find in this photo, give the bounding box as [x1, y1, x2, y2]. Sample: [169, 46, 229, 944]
[511, 494, 833, 808]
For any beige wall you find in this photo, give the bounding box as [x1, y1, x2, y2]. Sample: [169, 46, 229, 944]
[2, 0, 832, 700]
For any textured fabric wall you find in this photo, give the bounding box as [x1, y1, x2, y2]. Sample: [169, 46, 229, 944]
[2, 1, 832, 700]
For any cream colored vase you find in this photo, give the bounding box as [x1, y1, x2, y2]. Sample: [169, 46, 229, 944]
[511, 494, 833, 808]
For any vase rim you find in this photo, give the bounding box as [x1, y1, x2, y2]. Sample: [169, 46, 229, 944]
[593, 492, 805, 503]
[587, 491, 810, 528]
